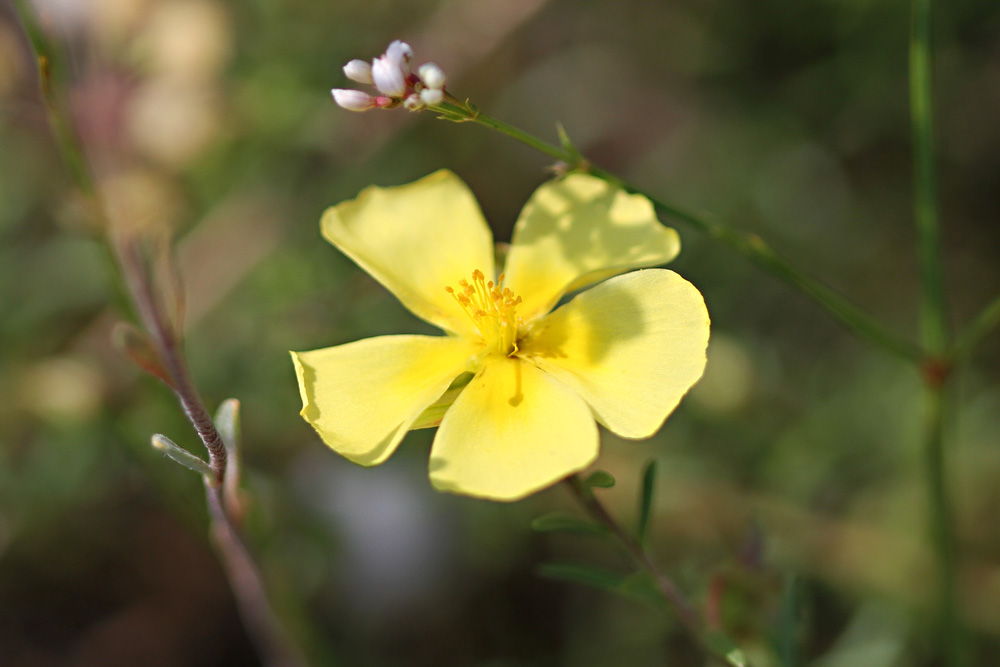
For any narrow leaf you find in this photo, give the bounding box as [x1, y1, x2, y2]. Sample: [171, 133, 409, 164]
[113, 322, 173, 387]
[584, 470, 616, 488]
[637, 459, 658, 546]
[777, 574, 805, 667]
[555, 122, 581, 160]
[537, 562, 630, 594]
[151, 433, 214, 480]
[705, 632, 749, 667]
[538, 564, 665, 609]
[151, 239, 186, 341]
[531, 512, 607, 536]
[617, 571, 669, 609]
[214, 398, 243, 519]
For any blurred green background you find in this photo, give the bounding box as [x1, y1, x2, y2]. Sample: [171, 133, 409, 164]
[1, 0, 999, 665]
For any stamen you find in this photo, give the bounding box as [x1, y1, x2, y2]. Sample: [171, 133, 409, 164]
[445, 270, 524, 356]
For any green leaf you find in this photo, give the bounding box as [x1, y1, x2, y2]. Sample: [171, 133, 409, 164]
[584, 470, 616, 488]
[113, 322, 172, 387]
[777, 574, 804, 667]
[537, 562, 630, 593]
[151, 433, 214, 481]
[538, 564, 665, 609]
[555, 122, 581, 160]
[214, 399, 243, 516]
[214, 398, 241, 455]
[617, 571, 668, 609]
[705, 632, 749, 667]
[637, 459, 658, 546]
[531, 512, 607, 536]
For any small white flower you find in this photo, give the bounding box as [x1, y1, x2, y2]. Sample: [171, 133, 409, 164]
[384, 40, 413, 75]
[332, 41, 449, 114]
[403, 93, 424, 111]
[420, 87, 443, 106]
[332, 89, 377, 112]
[418, 63, 446, 90]
[343, 59, 373, 85]
[371, 55, 408, 97]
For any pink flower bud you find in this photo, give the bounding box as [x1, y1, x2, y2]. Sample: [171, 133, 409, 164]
[418, 63, 446, 90]
[331, 88, 376, 111]
[342, 59, 373, 84]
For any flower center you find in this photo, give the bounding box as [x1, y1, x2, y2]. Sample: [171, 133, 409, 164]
[446, 270, 523, 356]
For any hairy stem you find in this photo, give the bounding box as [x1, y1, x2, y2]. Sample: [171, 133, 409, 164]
[116, 238, 228, 481]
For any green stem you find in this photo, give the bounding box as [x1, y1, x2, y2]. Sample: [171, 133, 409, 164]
[910, 1, 965, 664]
[13, 0, 99, 202]
[465, 112, 922, 363]
[952, 293, 1000, 363]
[565, 476, 749, 667]
[911, 0, 948, 354]
[471, 112, 568, 162]
[923, 381, 965, 666]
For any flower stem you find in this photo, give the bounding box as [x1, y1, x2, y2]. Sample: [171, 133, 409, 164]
[465, 112, 922, 364]
[909, 0, 966, 663]
[565, 476, 748, 667]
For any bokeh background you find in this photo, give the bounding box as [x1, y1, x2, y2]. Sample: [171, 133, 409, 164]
[2, 0, 999, 665]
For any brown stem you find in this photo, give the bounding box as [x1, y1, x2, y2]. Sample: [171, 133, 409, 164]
[206, 486, 307, 667]
[118, 239, 303, 665]
[116, 237, 228, 483]
[14, 4, 305, 661]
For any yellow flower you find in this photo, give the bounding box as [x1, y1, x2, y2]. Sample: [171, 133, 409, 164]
[292, 170, 710, 501]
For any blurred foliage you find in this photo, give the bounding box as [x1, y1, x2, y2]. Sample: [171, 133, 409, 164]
[1, 0, 999, 665]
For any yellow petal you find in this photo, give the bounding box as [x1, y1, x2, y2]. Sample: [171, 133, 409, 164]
[429, 357, 598, 501]
[519, 269, 709, 438]
[503, 174, 680, 322]
[321, 170, 495, 336]
[292, 335, 480, 465]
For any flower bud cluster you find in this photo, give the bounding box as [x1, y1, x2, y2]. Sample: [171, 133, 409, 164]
[331, 41, 447, 112]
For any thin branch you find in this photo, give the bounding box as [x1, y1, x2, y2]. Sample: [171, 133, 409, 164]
[565, 476, 748, 667]
[13, 5, 306, 664]
[207, 485, 307, 667]
[952, 293, 1000, 363]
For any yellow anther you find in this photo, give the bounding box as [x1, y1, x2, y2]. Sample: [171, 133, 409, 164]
[445, 269, 524, 356]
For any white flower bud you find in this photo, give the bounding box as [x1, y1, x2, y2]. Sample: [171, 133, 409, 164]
[418, 63, 446, 90]
[371, 55, 407, 97]
[331, 88, 376, 112]
[403, 93, 424, 110]
[384, 40, 413, 75]
[343, 59, 373, 84]
[420, 87, 443, 106]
